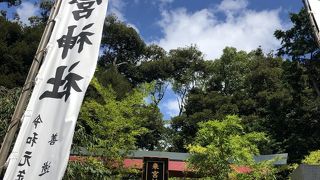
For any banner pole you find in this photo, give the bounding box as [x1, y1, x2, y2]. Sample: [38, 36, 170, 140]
[0, 0, 62, 175]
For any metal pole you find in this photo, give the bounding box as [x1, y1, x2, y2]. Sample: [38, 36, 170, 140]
[0, 0, 62, 175]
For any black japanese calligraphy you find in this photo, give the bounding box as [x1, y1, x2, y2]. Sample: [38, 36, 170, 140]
[26, 132, 38, 147]
[32, 115, 43, 129]
[39, 61, 83, 101]
[48, 133, 58, 145]
[39, 161, 51, 176]
[152, 162, 159, 179]
[16, 170, 25, 180]
[18, 151, 32, 167]
[69, 0, 102, 20]
[57, 24, 94, 59]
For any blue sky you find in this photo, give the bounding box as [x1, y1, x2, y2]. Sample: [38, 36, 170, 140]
[0, 0, 304, 120]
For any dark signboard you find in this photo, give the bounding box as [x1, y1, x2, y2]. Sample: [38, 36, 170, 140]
[143, 157, 168, 180]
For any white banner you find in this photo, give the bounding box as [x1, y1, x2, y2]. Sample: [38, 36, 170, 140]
[4, 0, 108, 179]
[307, 0, 320, 33]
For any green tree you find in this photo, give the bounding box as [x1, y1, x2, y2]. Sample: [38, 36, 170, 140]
[170, 46, 319, 164]
[207, 47, 250, 95]
[68, 77, 154, 177]
[169, 45, 207, 115]
[0, 14, 43, 88]
[187, 115, 271, 179]
[274, 8, 317, 59]
[274, 8, 320, 96]
[96, 17, 172, 102]
[0, 86, 20, 148]
[74, 78, 149, 161]
[243, 51, 291, 151]
[138, 45, 172, 106]
[134, 103, 164, 151]
[274, 8, 320, 162]
[98, 15, 146, 86]
[94, 66, 133, 99]
[92, 17, 170, 151]
[170, 47, 257, 152]
[67, 77, 163, 178]
[64, 157, 112, 180]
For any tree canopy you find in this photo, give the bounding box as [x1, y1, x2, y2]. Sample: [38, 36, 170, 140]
[187, 115, 275, 179]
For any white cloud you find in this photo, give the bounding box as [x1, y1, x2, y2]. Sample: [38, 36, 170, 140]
[153, 0, 175, 10]
[218, 0, 248, 12]
[108, 0, 140, 33]
[108, 0, 126, 21]
[156, 0, 285, 59]
[159, 0, 174, 4]
[160, 99, 180, 118]
[16, 2, 39, 25]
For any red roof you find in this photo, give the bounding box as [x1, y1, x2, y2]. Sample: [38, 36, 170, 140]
[123, 159, 142, 169]
[69, 156, 252, 174]
[231, 165, 252, 174]
[122, 158, 252, 174]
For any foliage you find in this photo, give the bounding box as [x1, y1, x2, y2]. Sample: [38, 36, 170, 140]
[170, 45, 320, 164]
[229, 160, 277, 180]
[135, 103, 164, 150]
[168, 45, 207, 115]
[64, 156, 141, 179]
[274, 8, 320, 162]
[94, 66, 134, 99]
[63, 157, 112, 180]
[171, 48, 280, 153]
[302, 150, 320, 165]
[187, 115, 268, 179]
[39, 0, 54, 22]
[0, 16, 43, 88]
[69, 78, 164, 177]
[94, 16, 170, 151]
[0, 86, 20, 148]
[274, 8, 318, 60]
[98, 15, 146, 85]
[74, 78, 149, 160]
[96, 16, 171, 104]
[274, 8, 320, 97]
